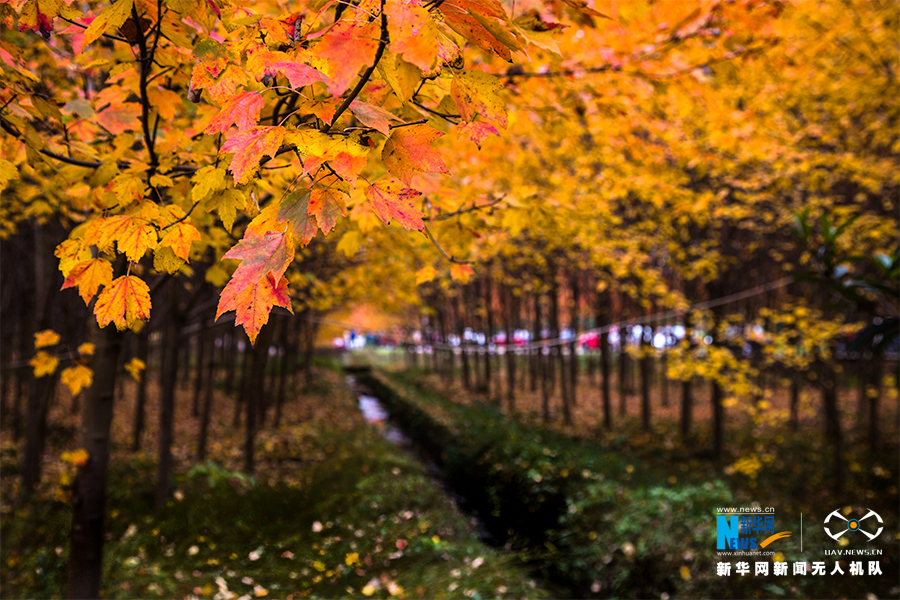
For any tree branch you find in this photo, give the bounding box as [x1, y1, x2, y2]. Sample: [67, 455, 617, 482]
[321, 0, 388, 134]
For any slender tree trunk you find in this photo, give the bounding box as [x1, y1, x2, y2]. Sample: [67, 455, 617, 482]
[155, 281, 180, 510]
[224, 327, 237, 396]
[681, 314, 694, 440]
[537, 294, 550, 422]
[868, 353, 881, 455]
[66, 310, 124, 599]
[640, 325, 651, 431]
[456, 296, 471, 391]
[618, 329, 628, 417]
[600, 327, 612, 429]
[530, 291, 539, 393]
[484, 277, 496, 402]
[197, 324, 217, 462]
[234, 341, 251, 427]
[191, 327, 207, 417]
[244, 325, 272, 474]
[710, 312, 723, 458]
[569, 274, 579, 408]
[130, 330, 149, 451]
[820, 361, 843, 493]
[503, 285, 516, 413]
[274, 319, 293, 428]
[22, 221, 58, 496]
[789, 374, 799, 430]
[550, 274, 569, 424]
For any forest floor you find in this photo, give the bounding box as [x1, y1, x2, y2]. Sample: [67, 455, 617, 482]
[0, 363, 548, 599]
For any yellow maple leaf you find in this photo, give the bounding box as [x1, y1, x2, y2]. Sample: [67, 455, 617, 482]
[30, 350, 59, 377]
[159, 222, 201, 261]
[61, 448, 89, 466]
[450, 264, 474, 284]
[61, 364, 93, 396]
[124, 357, 146, 382]
[416, 266, 438, 285]
[34, 329, 61, 348]
[94, 275, 152, 330]
[61, 258, 114, 305]
[78, 343, 95, 356]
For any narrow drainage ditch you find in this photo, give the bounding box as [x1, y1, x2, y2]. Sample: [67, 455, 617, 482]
[345, 370, 497, 547]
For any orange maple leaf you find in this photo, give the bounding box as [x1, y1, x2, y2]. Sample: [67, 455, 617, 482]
[61, 258, 114, 304]
[86, 215, 157, 262]
[218, 272, 292, 345]
[220, 126, 286, 184]
[366, 178, 424, 230]
[382, 124, 449, 185]
[309, 186, 348, 234]
[94, 275, 152, 330]
[316, 19, 380, 97]
[350, 100, 399, 137]
[438, 0, 517, 61]
[451, 70, 508, 129]
[96, 102, 142, 135]
[216, 230, 294, 343]
[206, 91, 265, 133]
[267, 61, 329, 90]
[159, 222, 201, 261]
[384, 0, 440, 72]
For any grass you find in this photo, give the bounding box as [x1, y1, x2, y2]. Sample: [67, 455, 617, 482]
[367, 368, 899, 599]
[0, 367, 546, 599]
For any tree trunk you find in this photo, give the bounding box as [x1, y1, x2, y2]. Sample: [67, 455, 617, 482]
[66, 318, 123, 599]
[640, 326, 651, 431]
[789, 374, 799, 430]
[868, 352, 881, 455]
[530, 291, 539, 393]
[618, 329, 628, 417]
[234, 340, 251, 427]
[821, 362, 843, 493]
[244, 325, 272, 474]
[503, 285, 516, 413]
[197, 324, 217, 462]
[155, 281, 180, 510]
[569, 274, 579, 408]
[681, 314, 694, 440]
[130, 330, 149, 451]
[191, 327, 207, 417]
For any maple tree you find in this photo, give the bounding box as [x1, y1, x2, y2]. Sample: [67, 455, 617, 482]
[1, 0, 898, 596]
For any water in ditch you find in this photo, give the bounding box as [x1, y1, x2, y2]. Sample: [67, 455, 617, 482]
[347, 374, 495, 545]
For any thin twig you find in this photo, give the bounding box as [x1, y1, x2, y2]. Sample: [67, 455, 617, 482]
[424, 196, 505, 222]
[59, 16, 131, 44]
[423, 224, 472, 264]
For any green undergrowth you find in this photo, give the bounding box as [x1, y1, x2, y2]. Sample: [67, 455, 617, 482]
[0, 388, 545, 599]
[364, 370, 899, 599]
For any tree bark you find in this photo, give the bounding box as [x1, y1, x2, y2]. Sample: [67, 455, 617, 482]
[155, 281, 180, 510]
[681, 314, 694, 440]
[244, 325, 272, 474]
[569, 273, 579, 408]
[503, 285, 516, 413]
[130, 329, 149, 451]
[66, 317, 123, 599]
[640, 325, 651, 431]
[197, 324, 217, 462]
